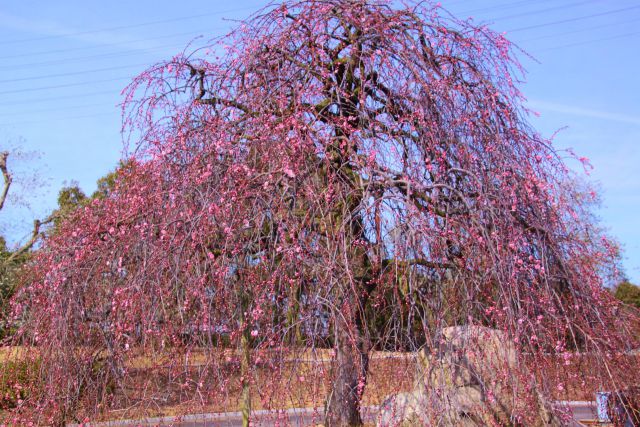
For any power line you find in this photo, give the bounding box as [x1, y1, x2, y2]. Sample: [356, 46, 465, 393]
[538, 30, 640, 51]
[0, 2, 636, 116]
[7, 2, 577, 71]
[4, 7, 630, 75]
[507, 4, 640, 32]
[0, 6, 254, 46]
[519, 15, 640, 43]
[0, 76, 133, 96]
[3, 1, 619, 77]
[0, 63, 152, 85]
[0, 102, 115, 117]
[491, 0, 603, 22]
[0, 112, 115, 128]
[0, 90, 118, 107]
[0, 28, 217, 61]
[2, 49, 173, 74]
[442, 0, 478, 7]
[0, 41, 203, 71]
[0, 2, 616, 75]
[458, 0, 557, 16]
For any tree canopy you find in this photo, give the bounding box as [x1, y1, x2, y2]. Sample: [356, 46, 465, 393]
[615, 281, 640, 309]
[7, 1, 639, 425]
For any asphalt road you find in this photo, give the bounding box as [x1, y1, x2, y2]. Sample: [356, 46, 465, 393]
[80, 407, 376, 426]
[80, 403, 600, 426]
[565, 401, 599, 427]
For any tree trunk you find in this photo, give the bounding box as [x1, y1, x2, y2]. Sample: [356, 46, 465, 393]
[240, 327, 251, 427]
[324, 314, 369, 427]
[286, 282, 304, 346]
[238, 286, 252, 427]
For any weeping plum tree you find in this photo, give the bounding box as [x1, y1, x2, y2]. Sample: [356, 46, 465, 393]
[8, 0, 639, 425]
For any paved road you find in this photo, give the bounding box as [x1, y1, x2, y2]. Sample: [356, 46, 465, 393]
[167, 409, 376, 427]
[565, 401, 599, 426]
[78, 402, 602, 426]
[79, 407, 377, 426]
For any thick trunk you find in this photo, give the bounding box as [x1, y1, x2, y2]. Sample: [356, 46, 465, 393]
[286, 282, 304, 346]
[240, 328, 251, 427]
[325, 314, 369, 427]
[238, 286, 252, 427]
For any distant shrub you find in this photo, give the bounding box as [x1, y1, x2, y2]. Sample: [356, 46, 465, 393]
[615, 281, 640, 309]
[0, 349, 39, 409]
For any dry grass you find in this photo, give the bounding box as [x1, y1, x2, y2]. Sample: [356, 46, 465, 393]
[93, 352, 415, 422]
[1, 345, 638, 423]
[0, 346, 32, 363]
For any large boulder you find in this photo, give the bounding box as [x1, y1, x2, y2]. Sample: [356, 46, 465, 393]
[377, 391, 423, 427]
[377, 326, 560, 426]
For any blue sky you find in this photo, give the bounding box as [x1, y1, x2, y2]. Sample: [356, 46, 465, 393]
[0, 0, 638, 283]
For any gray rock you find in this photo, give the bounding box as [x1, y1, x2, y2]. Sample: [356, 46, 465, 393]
[377, 392, 422, 427]
[377, 326, 561, 427]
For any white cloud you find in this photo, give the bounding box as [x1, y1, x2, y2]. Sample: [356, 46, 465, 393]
[527, 100, 640, 126]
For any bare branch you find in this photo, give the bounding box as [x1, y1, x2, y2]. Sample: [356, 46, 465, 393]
[0, 151, 12, 212]
[5, 214, 55, 264]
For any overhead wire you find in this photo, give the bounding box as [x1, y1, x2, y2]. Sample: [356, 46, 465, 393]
[0, 112, 115, 128]
[519, 15, 640, 43]
[0, 63, 155, 84]
[457, 0, 558, 16]
[0, 28, 223, 62]
[507, 4, 640, 32]
[0, 10, 231, 121]
[0, 90, 118, 107]
[1, 102, 116, 117]
[1, 1, 638, 124]
[0, 39, 210, 70]
[1, 2, 633, 73]
[0, 76, 133, 96]
[489, 0, 604, 22]
[538, 30, 640, 51]
[0, 6, 255, 46]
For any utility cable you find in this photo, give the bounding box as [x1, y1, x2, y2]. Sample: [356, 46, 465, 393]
[507, 4, 640, 32]
[0, 6, 255, 46]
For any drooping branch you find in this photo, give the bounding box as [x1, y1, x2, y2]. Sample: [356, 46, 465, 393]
[0, 151, 12, 212]
[196, 96, 254, 115]
[10, 1, 637, 425]
[187, 63, 256, 116]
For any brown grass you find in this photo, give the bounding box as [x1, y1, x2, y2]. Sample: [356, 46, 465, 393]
[1, 346, 638, 423]
[93, 353, 416, 422]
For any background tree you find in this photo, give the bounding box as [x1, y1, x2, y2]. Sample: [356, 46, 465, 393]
[47, 161, 130, 232]
[615, 281, 640, 309]
[50, 183, 87, 229]
[0, 151, 56, 338]
[0, 151, 52, 258]
[8, 1, 639, 426]
[0, 156, 124, 341]
[0, 237, 30, 338]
